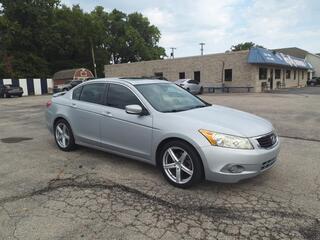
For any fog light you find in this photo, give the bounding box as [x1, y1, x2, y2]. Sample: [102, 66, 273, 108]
[228, 165, 244, 173]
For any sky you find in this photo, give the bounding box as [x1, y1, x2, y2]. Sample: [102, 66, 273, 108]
[61, 0, 320, 58]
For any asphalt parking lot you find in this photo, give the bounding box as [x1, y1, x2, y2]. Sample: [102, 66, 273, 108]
[0, 87, 320, 240]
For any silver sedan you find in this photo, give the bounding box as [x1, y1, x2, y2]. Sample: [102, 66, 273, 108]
[46, 78, 280, 188]
[174, 79, 203, 94]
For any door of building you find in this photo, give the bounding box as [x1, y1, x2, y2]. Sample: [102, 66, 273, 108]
[194, 71, 200, 82]
[269, 69, 274, 90]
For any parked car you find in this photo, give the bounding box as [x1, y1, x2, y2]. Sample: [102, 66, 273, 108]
[307, 77, 320, 86]
[175, 79, 203, 94]
[53, 80, 86, 93]
[0, 84, 23, 98]
[46, 78, 280, 188]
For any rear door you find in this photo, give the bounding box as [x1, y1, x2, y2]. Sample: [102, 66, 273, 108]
[68, 83, 107, 146]
[188, 80, 199, 93]
[100, 83, 153, 161]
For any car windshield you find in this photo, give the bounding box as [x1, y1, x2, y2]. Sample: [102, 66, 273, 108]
[135, 83, 209, 113]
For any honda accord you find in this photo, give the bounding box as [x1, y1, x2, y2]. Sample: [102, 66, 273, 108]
[46, 78, 280, 188]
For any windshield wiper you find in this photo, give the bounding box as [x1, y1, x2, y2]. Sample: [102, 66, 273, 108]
[163, 109, 184, 113]
[163, 105, 207, 113]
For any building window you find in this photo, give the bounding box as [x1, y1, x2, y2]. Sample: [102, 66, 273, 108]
[194, 71, 201, 82]
[286, 70, 291, 79]
[154, 72, 163, 77]
[179, 72, 185, 79]
[259, 68, 267, 80]
[275, 69, 281, 79]
[224, 69, 232, 81]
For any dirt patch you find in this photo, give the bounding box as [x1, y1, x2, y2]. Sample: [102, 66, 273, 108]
[1, 137, 33, 143]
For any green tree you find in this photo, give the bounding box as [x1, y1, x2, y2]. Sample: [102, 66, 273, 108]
[0, 1, 166, 78]
[0, 0, 60, 77]
[230, 42, 264, 51]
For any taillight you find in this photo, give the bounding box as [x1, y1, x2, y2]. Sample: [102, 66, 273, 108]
[46, 100, 52, 108]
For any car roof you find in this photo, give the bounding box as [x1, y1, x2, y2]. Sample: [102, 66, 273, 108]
[87, 78, 169, 85]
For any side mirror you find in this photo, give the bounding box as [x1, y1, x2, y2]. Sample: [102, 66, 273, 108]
[125, 104, 143, 115]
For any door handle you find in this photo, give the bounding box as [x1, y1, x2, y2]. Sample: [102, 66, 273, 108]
[71, 103, 77, 108]
[102, 111, 112, 117]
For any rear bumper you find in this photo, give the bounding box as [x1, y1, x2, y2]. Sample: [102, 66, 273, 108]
[200, 141, 280, 183]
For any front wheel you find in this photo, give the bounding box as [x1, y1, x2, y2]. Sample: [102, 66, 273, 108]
[54, 119, 76, 151]
[160, 140, 204, 188]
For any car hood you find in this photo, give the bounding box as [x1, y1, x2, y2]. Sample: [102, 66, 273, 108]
[170, 105, 273, 138]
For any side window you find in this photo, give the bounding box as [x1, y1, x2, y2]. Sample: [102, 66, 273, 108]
[189, 80, 198, 84]
[72, 86, 82, 100]
[259, 68, 267, 80]
[224, 69, 232, 81]
[79, 83, 105, 104]
[107, 84, 141, 109]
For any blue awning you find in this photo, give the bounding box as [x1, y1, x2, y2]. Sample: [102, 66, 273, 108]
[248, 47, 313, 69]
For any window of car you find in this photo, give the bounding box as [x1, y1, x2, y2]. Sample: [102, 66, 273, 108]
[79, 83, 105, 104]
[107, 84, 142, 109]
[72, 86, 83, 100]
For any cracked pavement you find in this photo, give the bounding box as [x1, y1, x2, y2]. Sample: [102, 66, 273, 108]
[0, 89, 320, 239]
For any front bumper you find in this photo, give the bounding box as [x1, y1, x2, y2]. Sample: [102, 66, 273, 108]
[200, 140, 280, 183]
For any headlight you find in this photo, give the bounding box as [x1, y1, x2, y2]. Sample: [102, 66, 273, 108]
[199, 129, 253, 150]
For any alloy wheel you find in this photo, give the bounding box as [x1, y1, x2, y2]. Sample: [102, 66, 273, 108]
[162, 147, 194, 184]
[55, 123, 70, 148]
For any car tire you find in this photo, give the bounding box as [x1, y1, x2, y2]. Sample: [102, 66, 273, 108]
[310, 82, 315, 87]
[4, 93, 9, 98]
[19, 94, 23, 97]
[199, 87, 203, 95]
[63, 88, 68, 92]
[160, 140, 204, 188]
[54, 119, 76, 151]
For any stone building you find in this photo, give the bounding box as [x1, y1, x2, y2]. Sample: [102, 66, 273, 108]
[105, 48, 312, 92]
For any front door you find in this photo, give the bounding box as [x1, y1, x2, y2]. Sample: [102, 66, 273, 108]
[100, 83, 153, 161]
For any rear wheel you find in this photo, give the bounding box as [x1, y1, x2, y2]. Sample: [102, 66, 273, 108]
[54, 119, 76, 151]
[4, 93, 10, 98]
[160, 140, 204, 188]
[310, 82, 315, 87]
[19, 93, 23, 97]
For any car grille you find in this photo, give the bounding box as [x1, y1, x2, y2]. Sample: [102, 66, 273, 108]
[257, 133, 277, 148]
[261, 158, 276, 170]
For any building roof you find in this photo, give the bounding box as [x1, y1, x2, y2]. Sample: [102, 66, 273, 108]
[273, 47, 309, 59]
[53, 68, 93, 80]
[248, 47, 313, 69]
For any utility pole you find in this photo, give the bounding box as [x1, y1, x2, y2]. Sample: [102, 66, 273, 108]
[170, 47, 176, 59]
[199, 42, 205, 56]
[90, 38, 97, 78]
